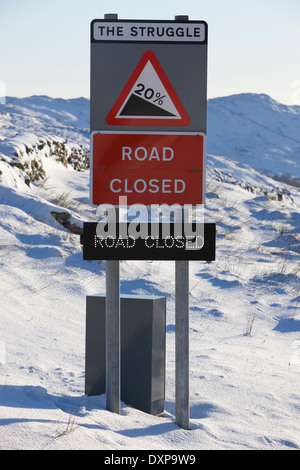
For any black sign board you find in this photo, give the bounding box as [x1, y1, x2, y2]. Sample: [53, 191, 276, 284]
[81, 222, 215, 261]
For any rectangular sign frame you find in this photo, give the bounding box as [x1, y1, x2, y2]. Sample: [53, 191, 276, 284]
[81, 222, 216, 261]
[91, 19, 207, 44]
[90, 18, 208, 134]
[90, 130, 206, 206]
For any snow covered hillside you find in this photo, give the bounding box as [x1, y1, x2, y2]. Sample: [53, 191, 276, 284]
[0, 94, 299, 450]
[208, 93, 300, 188]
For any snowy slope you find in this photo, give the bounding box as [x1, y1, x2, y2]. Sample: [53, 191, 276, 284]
[0, 94, 299, 450]
[208, 93, 300, 187]
[3, 95, 90, 130]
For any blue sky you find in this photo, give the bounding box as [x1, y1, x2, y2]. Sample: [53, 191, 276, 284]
[1, 0, 300, 104]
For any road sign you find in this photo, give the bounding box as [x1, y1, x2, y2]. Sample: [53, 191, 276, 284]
[89, 16, 210, 430]
[90, 131, 206, 205]
[106, 51, 190, 126]
[92, 20, 206, 43]
[90, 18, 207, 133]
[90, 18, 207, 207]
[81, 222, 216, 261]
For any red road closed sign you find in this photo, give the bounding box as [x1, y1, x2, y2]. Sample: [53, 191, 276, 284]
[91, 131, 206, 206]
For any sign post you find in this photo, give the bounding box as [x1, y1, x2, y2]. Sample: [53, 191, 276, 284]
[104, 13, 121, 416]
[175, 258, 190, 429]
[174, 14, 191, 431]
[89, 13, 209, 427]
[105, 258, 120, 414]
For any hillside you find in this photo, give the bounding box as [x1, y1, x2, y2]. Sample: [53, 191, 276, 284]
[208, 93, 300, 187]
[0, 93, 299, 450]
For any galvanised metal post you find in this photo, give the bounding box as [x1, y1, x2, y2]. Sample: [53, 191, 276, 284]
[106, 257, 120, 414]
[175, 204, 190, 430]
[104, 98, 121, 416]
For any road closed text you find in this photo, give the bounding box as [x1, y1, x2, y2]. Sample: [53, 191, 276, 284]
[82, 222, 216, 261]
[109, 144, 184, 194]
[91, 132, 205, 205]
[110, 177, 185, 194]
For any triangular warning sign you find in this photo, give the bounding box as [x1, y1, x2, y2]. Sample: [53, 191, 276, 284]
[106, 50, 190, 126]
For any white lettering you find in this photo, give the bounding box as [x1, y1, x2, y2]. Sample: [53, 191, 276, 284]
[163, 147, 174, 161]
[109, 178, 186, 194]
[134, 179, 147, 193]
[121, 146, 174, 161]
[104, 453, 138, 467]
[110, 178, 121, 193]
[96, 234, 204, 252]
[162, 179, 171, 193]
[126, 236, 136, 248]
[149, 179, 159, 193]
[115, 237, 126, 248]
[149, 147, 160, 160]
[122, 147, 132, 160]
[186, 235, 204, 250]
[164, 235, 174, 248]
[174, 179, 185, 193]
[124, 179, 133, 193]
[105, 236, 115, 248]
[145, 236, 155, 248]
[135, 146, 148, 161]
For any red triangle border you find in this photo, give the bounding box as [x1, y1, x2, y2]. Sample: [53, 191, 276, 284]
[106, 50, 190, 127]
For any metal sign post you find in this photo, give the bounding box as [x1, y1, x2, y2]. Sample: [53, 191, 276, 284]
[105, 201, 121, 414]
[175, 259, 189, 429]
[106, 258, 120, 414]
[175, 205, 190, 429]
[103, 14, 121, 416]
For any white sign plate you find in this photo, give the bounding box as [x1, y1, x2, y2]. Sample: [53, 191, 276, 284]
[92, 21, 206, 43]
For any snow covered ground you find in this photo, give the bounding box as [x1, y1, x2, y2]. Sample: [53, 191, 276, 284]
[0, 94, 299, 450]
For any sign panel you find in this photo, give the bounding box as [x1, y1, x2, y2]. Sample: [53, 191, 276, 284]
[92, 20, 207, 43]
[91, 131, 206, 205]
[82, 222, 216, 261]
[106, 50, 190, 126]
[90, 19, 207, 133]
[90, 18, 208, 207]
